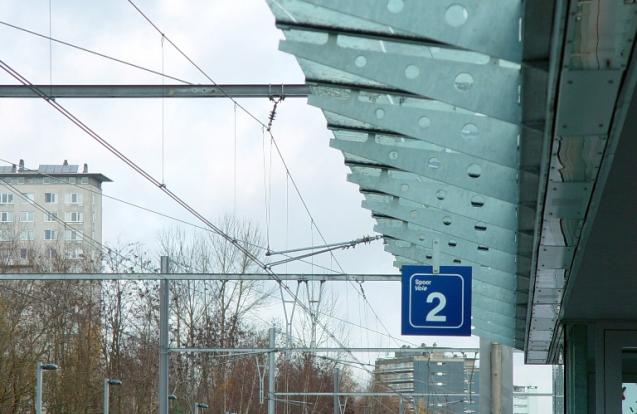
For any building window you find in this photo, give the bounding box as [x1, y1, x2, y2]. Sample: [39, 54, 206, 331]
[0, 230, 11, 242]
[17, 211, 34, 222]
[64, 212, 83, 223]
[0, 193, 14, 204]
[68, 177, 76, 184]
[65, 192, 83, 205]
[16, 177, 24, 184]
[20, 248, 28, 259]
[44, 212, 58, 222]
[22, 193, 35, 204]
[46, 248, 57, 258]
[80, 177, 89, 184]
[65, 247, 82, 260]
[44, 192, 57, 204]
[64, 230, 83, 241]
[44, 229, 57, 240]
[0, 212, 13, 222]
[19, 230, 34, 241]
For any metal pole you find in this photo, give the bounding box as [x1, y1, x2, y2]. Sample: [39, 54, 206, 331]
[35, 363, 43, 414]
[333, 367, 340, 414]
[491, 343, 502, 414]
[103, 379, 110, 414]
[268, 327, 276, 414]
[399, 397, 404, 414]
[159, 256, 170, 414]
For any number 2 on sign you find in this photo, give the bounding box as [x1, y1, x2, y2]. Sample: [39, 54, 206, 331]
[425, 292, 447, 322]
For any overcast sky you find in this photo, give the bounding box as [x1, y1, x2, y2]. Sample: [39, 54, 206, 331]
[0, 0, 553, 406]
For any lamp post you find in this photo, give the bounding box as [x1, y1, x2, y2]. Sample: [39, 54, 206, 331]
[194, 402, 208, 414]
[35, 362, 58, 414]
[169, 394, 177, 412]
[103, 378, 122, 414]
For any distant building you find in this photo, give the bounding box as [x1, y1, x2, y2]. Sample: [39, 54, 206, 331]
[374, 349, 480, 414]
[513, 385, 540, 414]
[0, 160, 111, 267]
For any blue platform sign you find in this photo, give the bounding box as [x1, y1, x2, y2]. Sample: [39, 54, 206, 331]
[401, 265, 472, 336]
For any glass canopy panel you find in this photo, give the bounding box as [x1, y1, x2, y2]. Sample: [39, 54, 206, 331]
[347, 167, 523, 231]
[269, 0, 523, 62]
[280, 36, 521, 122]
[301, 0, 523, 62]
[311, 87, 522, 168]
[359, 194, 519, 254]
[268, 0, 526, 348]
[330, 136, 520, 203]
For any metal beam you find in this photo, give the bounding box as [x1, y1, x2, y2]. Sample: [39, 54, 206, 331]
[168, 347, 479, 353]
[0, 84, 310, 98]
[274, 392, 468, 397]
[0, 273, 400, 281]
[272, 392, 552, 397]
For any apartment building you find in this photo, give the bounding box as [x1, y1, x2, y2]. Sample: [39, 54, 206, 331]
[0, 160, 111, 265]
[375, 349, 480, 414]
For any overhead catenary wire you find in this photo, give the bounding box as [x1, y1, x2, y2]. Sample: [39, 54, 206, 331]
[0, 65, 414, 402]
[0, 20, 192, 85]
[0, 177, 107, 262]
[161, 33, 166, 185]
[2, 10, 409, 396]
[0, 158, 343, 275]
[0, 176, 157, 274]
[1, 9, 399, 348]
[124, 0, 350, 275]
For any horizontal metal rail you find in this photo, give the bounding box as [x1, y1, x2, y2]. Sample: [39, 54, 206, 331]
[0, 84, 310, 98]
[274, 392, 468, 397]
[0, 272, 399, 281]
[273, 392, 553, 397]
[169, 347, 479, 353]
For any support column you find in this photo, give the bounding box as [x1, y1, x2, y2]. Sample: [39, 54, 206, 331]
[491, 343, 502, 414]
[159, 256, 170, 414]
[268, 327, 276, 414]
[333, 367, 341, 414]
[104, 380, 111, 414]
[479, 338, 513, 414]
[565, 324, 588, 414]
[35, 364, 43, 414]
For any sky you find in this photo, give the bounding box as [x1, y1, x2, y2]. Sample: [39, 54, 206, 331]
[0, 0, 553, 409]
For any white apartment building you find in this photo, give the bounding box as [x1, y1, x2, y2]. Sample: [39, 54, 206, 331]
[0, 160, 111, 266]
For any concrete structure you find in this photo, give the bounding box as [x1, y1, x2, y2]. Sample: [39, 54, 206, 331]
[375, 349, 479, 414]
[0, 160, 110, 267]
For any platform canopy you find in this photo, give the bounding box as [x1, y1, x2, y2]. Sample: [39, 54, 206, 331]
[266, 0, 551, 349]
[267, 0, 637, 364]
